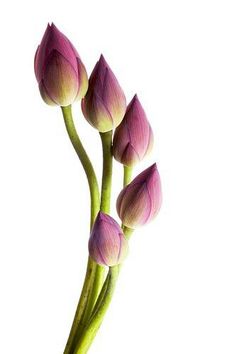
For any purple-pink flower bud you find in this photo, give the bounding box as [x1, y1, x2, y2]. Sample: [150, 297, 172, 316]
[117, 164, 162, 229]
[34, 23, 88, 107]
[113, 95, 154, 167]
[81, 55, 126, 132]
[89, 212, 128, 267]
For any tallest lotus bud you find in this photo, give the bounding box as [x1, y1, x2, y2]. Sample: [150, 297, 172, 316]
[82, 55, 126, 132]
[34, 23, 88, 107]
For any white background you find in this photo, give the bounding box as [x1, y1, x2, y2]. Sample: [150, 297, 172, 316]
[0, 0, 236, 353]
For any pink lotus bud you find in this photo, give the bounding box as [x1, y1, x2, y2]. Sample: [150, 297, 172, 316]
[117, 164, 162, 228]
[34, 23, 88, 107]
[81, 55, 126, 132]
[89, 212, 128, 267]
[113, 95, 154, 167]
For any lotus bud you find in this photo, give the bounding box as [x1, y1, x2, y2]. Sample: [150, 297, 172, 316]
[81, 55, 126, 132]
[89, 212, 128, 267]
[113, 95, 154, 167]
[117, 164, 162, 228]
[34, 23, 88, 107]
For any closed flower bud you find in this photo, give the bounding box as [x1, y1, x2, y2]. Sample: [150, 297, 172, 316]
[117, 164, 162, 228]
[34, 23, 88, 107]
[89, 212, 128, 267]
[81, 55, 126, 132]
[113, 95, 154, 167]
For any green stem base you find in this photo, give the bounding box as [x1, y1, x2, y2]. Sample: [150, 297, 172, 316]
[73, 266, 119, 354]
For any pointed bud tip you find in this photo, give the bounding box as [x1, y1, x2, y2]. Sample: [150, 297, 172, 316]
[98, 54, 108, 67]
[43, 23, 52, 36]
[46, 22, 56, 31]
[50, 22, 61, 34]
[144, 163, 158, 180]
[129, 94, 142, 109]
[150, 162, 157, 170]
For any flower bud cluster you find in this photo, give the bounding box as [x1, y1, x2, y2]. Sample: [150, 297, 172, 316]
[35, 24, 162, 267]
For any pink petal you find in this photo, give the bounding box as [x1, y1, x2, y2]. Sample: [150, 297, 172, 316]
[146, 167, 162, 220]
[118, 183, 152, 228]
[35, 23, 78, 82]
[116, 164, 162, 228]
[120, 143, 140, 166]
[102, 68, 126, 127]
[76, 58, 88, 100]
[82, 92, 113, 132]
[43, 50, 79, 106]
[125, 95, 151, 158]
[39, 81, 57, 106]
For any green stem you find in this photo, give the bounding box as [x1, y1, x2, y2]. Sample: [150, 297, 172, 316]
[123, 165, 133, 186]
[90, 274, 109, 317]
[61, 106, 100, 228]
[71, 130, 114, 349]
[121, 165, 133, 231]
[73, 266, 119, 354]
[61, 106, 100, 354]
[122, 226, 134, 240]
[74, 264, 106, 344]
[64, 257, 96, 354]
[100, 130, 113, 213]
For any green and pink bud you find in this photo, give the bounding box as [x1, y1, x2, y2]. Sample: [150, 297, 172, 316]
[89, 212, 128, 267]
[82, 55, 126, 132]
[34, 23, 88, 107]
[113, 95, 153, 167]
[117, 164, 162, 229]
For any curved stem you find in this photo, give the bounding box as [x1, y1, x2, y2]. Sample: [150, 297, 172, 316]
[73, 266, 119, 354]
[123, 165, 133, 186]
[61, 106, 100, 228]
[61, 106, 100, 354]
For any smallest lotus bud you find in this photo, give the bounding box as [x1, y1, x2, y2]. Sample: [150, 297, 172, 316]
[89, 212, 128, 267]
[113, 95, 154, 167]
